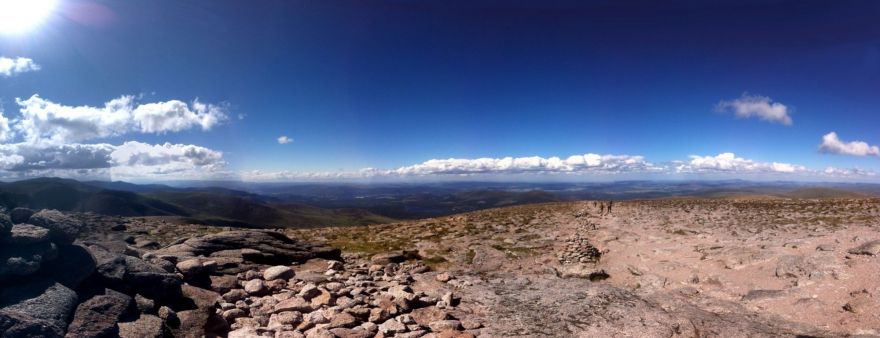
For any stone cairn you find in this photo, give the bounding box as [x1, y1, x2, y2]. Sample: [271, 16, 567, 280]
[557, 203, 606, 265]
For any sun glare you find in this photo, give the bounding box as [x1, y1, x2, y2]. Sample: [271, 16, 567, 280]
[0, 0, 56, 35]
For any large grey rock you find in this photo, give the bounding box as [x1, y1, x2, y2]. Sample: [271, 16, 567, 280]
[85, 244, 183, 303]
[848, 240, 880, 256]
[0, 310, 64, 338]
[6, 224, 50, 245]
[370, 252, 405, 265]
[27, 210, 84, 244]
[428, 319, 462, 332]
[774, 255, 814, 278]
[41, 244, 96, 289]
[0, 241, 58, 278]
[176, 258, 206, 277]
[0, 214, 12, 240]
[167, 285, 226, 338]
[65, 290, 133, 338]
[154, 230, 341, 266]
[410, 307, 448, 326]
[208, 275, 238, 294]
[9, 207, 35, 224]
[0, 280, 78, 338]
[118, 314, 165, 338]
[264, 265, 295, 281]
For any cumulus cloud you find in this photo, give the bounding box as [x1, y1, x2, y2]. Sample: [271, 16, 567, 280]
[823, 167, 877, 178]
[675, 152, 807, 174]
[111, 141, 223, 167]
[0, 57, 40, 77]
[716, 94, 792, 125]
[818, 132, 880, 157]
[0, 94, 232, 180]
[277, 136, 293, 144]
[15, 95, 134, 144]
[241, 153, 660, 181]
[0, 109, 11, 141]
[108, 141, 226, 179]
[14, 94, 227, 145]
[389, 154, 658, 176]
[0, 141, 225, 178]
[0, 143, 115, 171]
[132, 99, 225, 133]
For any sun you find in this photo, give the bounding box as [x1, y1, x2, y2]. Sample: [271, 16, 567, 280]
[0, 0, 57, 35]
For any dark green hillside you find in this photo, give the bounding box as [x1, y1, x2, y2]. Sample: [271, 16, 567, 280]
[0, 178, 396, 228]
[0, 178, 184, 216]
[144, 191, 396, 228]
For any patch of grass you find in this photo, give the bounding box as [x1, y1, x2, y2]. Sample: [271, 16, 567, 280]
[465, 249, 476, 265]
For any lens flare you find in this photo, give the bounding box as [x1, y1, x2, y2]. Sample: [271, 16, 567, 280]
[0, 0, 57, 35]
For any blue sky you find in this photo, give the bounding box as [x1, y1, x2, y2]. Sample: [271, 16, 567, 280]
[0, 0, 879, 182]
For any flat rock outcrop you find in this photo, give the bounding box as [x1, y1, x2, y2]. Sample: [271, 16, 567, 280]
[65, 289, 134, 338]
[154, 230, 341, 267]
[0, 279, 78, 338]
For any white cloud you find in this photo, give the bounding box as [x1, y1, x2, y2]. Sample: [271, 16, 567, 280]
[0, 140, 226, 180]
[0, 109, 11, 141]
[132, 99, 225, 133]
[823, 167, 877, 178]
[240, 169, 370, 181]
[15, 95, 134, 144]
[109, 141, 226, 180]
[0, 57, 40, 77]
[241, 153, 660, 181]
[818, 132, 880, 157]
[111, 141, 223, 167]
[0, 143, 115, 171]
[14, 94, 227, 145]
[675, 152, 807, 174]
[389, 154, 657, 176]
[277, 136, 293, 144]
[716, 94, 792, 125]
[0, 94, 232, 180]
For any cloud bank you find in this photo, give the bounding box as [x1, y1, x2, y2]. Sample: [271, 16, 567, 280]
[675, 152, 807, 174]
[15, 95, 227, 145]
[388, 154, 658, 175]
[818, 132, 880, 157]
[0, 94, 230, 180]
[0, 57, 40, 77]
[716, 94, 792, 125]
[241, 152, 875, 182]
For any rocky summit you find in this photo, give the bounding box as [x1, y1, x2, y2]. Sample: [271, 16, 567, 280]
[3, 198, 880, 337]
[0, 208, 344, 338]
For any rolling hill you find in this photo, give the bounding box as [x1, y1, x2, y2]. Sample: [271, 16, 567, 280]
[0, 178, 395, 228]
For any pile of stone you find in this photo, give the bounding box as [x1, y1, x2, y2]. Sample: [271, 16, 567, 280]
[1, 208, 344, 338]
[223, 252, 481, 338]
[557, 231, 602, 265]
[554, 211, 607, 280]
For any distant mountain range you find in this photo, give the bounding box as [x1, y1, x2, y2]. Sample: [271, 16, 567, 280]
[0, 178, 877, 227]
[0, 178, 394, 228]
